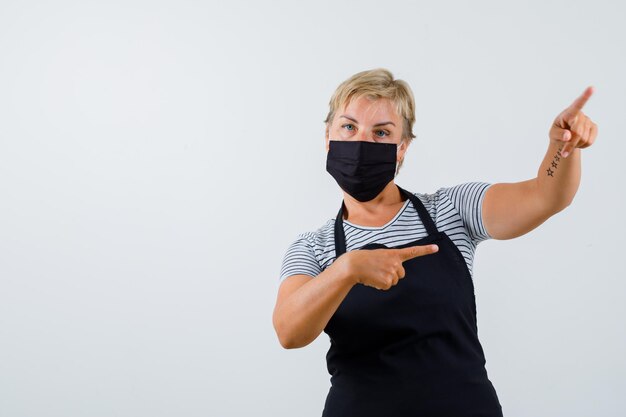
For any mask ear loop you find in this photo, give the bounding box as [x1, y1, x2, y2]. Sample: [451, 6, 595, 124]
[395, 142, 403, 177]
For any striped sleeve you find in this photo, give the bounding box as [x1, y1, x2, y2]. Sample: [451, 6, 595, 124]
[278, 232, 322, 283]
[440, 181, 493, 245]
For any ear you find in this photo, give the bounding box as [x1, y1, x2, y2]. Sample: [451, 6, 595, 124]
[397, 140, 408, 162]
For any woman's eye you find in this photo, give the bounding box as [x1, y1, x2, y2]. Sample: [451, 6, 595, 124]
[341, 124, 389, 138]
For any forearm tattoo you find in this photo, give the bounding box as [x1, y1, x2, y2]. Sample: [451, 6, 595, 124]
[546, 145, 564, 177]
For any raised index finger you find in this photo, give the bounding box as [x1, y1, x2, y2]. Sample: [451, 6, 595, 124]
[567, 86, 594, 114]
[396, 244, 439, 262]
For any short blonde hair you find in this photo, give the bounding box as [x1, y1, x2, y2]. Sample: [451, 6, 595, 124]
[323, 68, 416, 174]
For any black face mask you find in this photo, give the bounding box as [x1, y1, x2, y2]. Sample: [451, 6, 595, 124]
[326, 140, 398, 202]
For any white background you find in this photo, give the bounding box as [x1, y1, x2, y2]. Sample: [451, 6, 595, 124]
[1, 1, 624, 416]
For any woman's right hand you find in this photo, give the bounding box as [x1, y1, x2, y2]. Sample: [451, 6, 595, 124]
[274, 243, 439, 349]
[342, 244, 439, 290]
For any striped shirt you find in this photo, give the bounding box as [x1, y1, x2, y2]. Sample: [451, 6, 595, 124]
[278, 182, 494, 284]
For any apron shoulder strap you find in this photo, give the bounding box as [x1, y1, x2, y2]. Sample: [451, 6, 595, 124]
[334, 203, 347, 258]
[396, 185, 439, 236]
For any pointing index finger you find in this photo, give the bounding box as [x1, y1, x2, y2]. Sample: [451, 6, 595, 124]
[397, 244, 439, 262]
[567, 86, 594, 114]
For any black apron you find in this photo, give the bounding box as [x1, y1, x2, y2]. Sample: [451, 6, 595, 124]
[321, 184, 504, 417]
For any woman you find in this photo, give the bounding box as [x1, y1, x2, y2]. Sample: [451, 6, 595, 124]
[272, 68, 597, 416]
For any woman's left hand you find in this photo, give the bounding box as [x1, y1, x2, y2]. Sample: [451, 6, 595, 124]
[548, 86, 598, 158]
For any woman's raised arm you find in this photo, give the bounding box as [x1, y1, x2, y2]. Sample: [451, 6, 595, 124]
[481, 86, 598, 240]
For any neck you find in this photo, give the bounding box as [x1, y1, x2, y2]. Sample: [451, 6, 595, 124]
[342, 181, 405, 220]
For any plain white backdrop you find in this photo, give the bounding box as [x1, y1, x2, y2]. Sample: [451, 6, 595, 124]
[1, 1, 624, 416]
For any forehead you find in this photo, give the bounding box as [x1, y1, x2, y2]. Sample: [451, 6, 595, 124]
[339, 96, 400, 122]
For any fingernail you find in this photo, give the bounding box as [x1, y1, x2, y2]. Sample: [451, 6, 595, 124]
[431, 245, 439, 251]
[562, 150, 569, 158]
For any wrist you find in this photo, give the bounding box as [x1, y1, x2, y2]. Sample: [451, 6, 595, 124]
[334, 253, 358, 286]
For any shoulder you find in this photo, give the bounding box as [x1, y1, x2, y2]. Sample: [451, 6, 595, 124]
[431, 181, 493, 242]
[297, 218, 335, 247]
[437, 181, 492, 202]
[279, 218, 335, 283]
[435, 181, 492, 221]
[407, 182, 492, 213]
[282, 218, 335, 259]
[402, 180, 490, 198]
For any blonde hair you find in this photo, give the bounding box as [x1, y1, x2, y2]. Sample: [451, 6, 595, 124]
[323, 68, 417, 174]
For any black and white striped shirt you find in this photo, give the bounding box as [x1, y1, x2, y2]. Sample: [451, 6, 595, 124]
[278, 182, 493, 284]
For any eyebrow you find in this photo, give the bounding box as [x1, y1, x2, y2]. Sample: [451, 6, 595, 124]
[339, 115, 396, 127]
